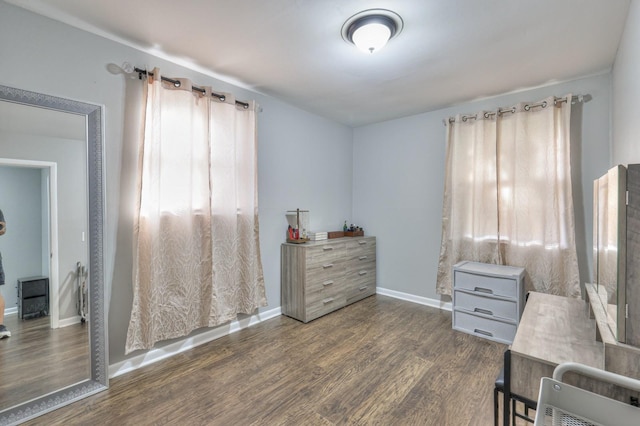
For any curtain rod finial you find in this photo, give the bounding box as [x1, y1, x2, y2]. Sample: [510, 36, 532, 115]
[121, 62, 134, 73]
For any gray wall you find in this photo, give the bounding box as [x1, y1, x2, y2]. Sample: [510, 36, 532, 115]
[0, 1, 625, 366]
[0, 132, 88, 321]
[0, 166, 43, 312]
[353, 73, 612, 302]
[0, 2, 353, 364]
[613, 0, 640, 165]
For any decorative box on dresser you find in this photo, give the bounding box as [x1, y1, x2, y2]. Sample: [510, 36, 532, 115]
[281, 236, 376, 323]
[452, 261, 525, 344]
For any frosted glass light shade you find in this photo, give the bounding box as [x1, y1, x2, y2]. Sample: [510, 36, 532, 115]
[352, 23, 391, 54]
[341, 9, 403, 55]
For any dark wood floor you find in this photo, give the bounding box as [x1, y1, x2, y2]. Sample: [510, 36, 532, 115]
[0, 314, 89, 411]
[26, 295, 510, 425]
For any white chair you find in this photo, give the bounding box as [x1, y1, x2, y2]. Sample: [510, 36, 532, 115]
[535, 362, 640, 426]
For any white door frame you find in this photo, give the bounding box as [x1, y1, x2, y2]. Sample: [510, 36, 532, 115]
[0, 158, 59, 329]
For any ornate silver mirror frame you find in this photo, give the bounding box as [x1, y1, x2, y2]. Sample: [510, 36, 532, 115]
[0, 84, 108, 425]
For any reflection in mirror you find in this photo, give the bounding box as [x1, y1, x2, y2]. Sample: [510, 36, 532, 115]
[0, 85, 107, 425]
[0, 160, 89, 411]
[593, 165, 626, 342]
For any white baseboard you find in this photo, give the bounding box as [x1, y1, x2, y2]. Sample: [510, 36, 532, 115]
[3, 309, 79, 327]
[109, 289, 449, 379]
[59, 315, 82, 328]
[109, 306, 282, 379]
[376, 287, 452, 311]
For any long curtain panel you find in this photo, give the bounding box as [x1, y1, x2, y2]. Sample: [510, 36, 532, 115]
[497, 97, 580, 297]
[126, 69, 266, 354]
[437, 113, 500, 295]
[437, 95, 580, 298]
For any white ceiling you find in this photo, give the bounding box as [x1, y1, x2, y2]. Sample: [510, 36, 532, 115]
[8, 0, 631, 127]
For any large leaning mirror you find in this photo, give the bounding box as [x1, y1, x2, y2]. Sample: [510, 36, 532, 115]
[593, 165, 627, 342]
[0, 85, 107, 425]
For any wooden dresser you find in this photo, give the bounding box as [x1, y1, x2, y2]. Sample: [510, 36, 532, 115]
[452, 261, 525, 344]
[281, 236, 376, 323]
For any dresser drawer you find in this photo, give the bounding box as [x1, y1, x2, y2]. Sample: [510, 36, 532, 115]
[305, 242, 346, 266]
[348, 247, 376, 265]
[306, 257, 346, 282]
[454, 290, 518, 321]
[453, 270, 517, 298]
[346, 236, 376, 302]
[453, 310, 517, 344]
[346, 237, 376, 252]
[346, 263, 376, 302]
[347, 263, 375, 287]
[307, 275, 345, 304]
[306, 294, 347, 322]
[346, 282, 375, 304]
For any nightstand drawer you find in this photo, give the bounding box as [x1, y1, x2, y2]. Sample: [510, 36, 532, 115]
[453, 270, 517, 298]
[454, 290, 518, 321]
[453, 310, 517, 344]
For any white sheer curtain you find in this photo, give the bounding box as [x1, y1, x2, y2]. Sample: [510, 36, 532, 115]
[437, 112, 500, 294]
[437, 95, 580, 298]
[126, 69, 266, 353]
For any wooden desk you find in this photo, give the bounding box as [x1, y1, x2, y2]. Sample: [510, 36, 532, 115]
[510, 292, 604, 401]
[510, 287, 640, 410]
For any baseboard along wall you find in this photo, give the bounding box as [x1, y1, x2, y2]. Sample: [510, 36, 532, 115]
[376, 287, 452, 311]
[109, 287, 451, 378]
[109, 307, 282, 378]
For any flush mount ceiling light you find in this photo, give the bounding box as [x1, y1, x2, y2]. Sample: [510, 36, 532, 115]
[341, 9, 403, 54]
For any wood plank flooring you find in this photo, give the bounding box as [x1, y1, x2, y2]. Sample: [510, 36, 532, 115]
[25, 295, 511, 425]
[0, 314, 89, 411]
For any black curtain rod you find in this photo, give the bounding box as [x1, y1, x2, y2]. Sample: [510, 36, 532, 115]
[134, 67, 249, 109]
[443, 94, 587, 125]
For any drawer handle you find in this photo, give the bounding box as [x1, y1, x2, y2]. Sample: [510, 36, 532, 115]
[323, 247, 334, 251]
[323, 280, 334, 287]
[474, 329, 494, 337]
[359, 256, 368, 260]
[474, 287, 494, 295]
[359, 286, 368, 291]
[358, 241, 367, 245]
[474, 307, 493, 316]
[323, 263, 334, 269]
[358, 271, 367, 276]
[323, 297, 335, 304]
